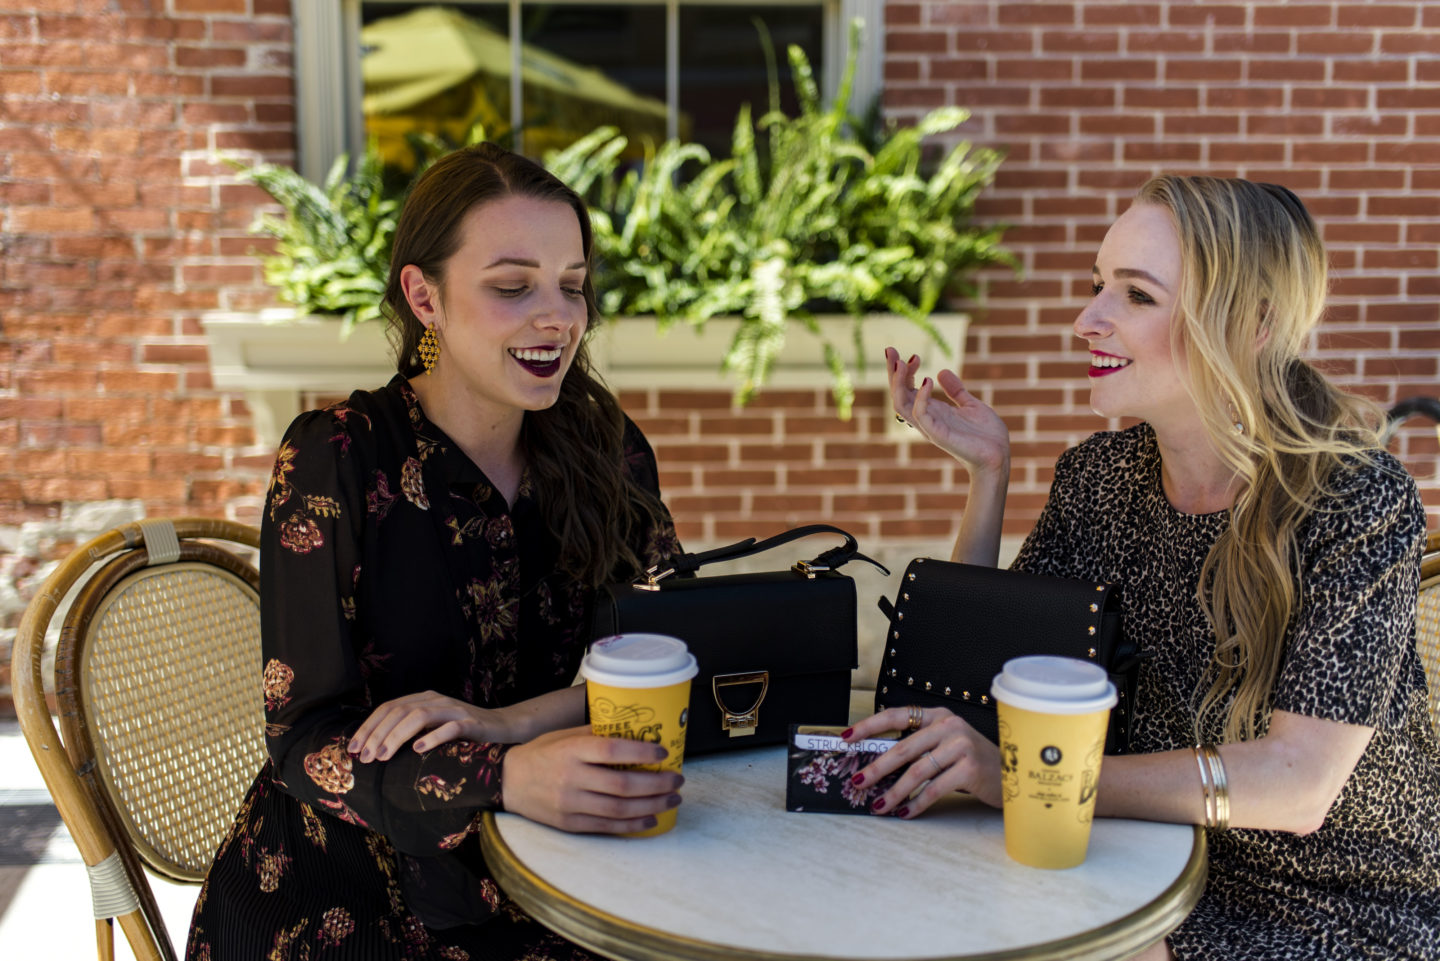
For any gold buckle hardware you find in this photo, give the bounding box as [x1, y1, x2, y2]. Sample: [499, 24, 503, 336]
[712, 671, 769, 737]
[792, 560, 830, 579]
[632, 565, 675, 592]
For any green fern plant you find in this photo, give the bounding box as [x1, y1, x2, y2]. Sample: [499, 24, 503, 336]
[232, 147, 398, 332]
[548, 21, 1013, 417]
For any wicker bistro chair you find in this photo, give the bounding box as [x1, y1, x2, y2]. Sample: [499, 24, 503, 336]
[1419, 530, 1440, 738]
[11, 518, 264, 961]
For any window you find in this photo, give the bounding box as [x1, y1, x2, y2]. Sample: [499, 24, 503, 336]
[293, 0, 883, 181]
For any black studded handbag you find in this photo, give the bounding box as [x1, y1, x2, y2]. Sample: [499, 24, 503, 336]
[592, 524, 888, 757]
[873, 558, 1142, 754]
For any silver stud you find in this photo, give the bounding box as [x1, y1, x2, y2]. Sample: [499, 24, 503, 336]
[907, 572, 917, 581]
[981, 695, 989, 705]
[898, 611, 905, 621]
[944, 686, 952, 696]
[882, 686, 888, 694]
[1088, 647, 1097, 657]
[963, 690, 971, 700]
[1089, 603, 1098, 613]
[907, 676, 914, 685]
[903, 592, 910, 601]
[893, 630, 899, 640]
[890, 648, 896, 657]
[1088, 625, 1096, 635]
[924, 681, 932, 691]
[889, 668, 897, 677]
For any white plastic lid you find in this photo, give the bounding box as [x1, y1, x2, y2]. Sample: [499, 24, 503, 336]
[990, 655, 1117, 715]
[580, 633, 698, 688]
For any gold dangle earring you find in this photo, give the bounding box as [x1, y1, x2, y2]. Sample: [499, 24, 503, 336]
[417, 326, 440, 374]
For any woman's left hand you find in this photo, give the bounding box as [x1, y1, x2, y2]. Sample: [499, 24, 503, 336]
[349, 691, 517, 762]
[844, 705, 1004, 816]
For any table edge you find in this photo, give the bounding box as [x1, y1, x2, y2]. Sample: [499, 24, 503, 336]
[480, 814, 1208, 961]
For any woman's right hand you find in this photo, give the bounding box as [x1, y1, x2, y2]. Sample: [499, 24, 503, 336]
[500, 726, 684, 834]
[886, 347, 1010, 475]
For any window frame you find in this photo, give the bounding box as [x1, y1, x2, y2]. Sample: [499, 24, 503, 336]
[293, 0, 884, 181]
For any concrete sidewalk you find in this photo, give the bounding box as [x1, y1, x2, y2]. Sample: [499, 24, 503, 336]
[0, 720, 199, 960]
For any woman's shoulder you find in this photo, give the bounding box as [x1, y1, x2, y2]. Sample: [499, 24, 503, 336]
[1314, 448, 1424, 525]
[282, 378, 407, 449]
[1055, 423, 1155, 478]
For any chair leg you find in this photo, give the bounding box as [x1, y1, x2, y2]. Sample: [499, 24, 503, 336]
[97, 918, 114, 961]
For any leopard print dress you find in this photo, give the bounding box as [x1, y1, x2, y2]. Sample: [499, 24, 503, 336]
[1011, 424, 1440, 960]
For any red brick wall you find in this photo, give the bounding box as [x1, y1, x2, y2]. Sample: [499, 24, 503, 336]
[3, 1, 1440, 714]
[882, 0, 1440, 538]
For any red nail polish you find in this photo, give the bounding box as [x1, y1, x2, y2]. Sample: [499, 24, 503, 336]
[840, 727, 854, 739]
[871, 797, 887, 812]
[895, 806, 910, 818]
[850, 772, 865, 786]
[908, 354, 919, 364]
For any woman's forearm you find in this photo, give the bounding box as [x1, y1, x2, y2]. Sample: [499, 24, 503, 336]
[1094, 711, 1374, 834]
[506, 684, 588, 742]
[950, 458, 1010, 567]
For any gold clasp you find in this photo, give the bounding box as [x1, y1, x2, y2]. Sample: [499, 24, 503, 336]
[712, 671, 769, 737]
[632, 565, 675, 591]
[792, 560, 830, 579]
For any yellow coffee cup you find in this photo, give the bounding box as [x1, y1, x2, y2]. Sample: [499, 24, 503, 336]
[580, 633, 698, 836]
[991, 655, 1117, 869]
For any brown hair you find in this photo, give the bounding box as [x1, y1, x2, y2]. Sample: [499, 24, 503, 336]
[382, 143, 670, 587]
[1136, 175, 1386, 743]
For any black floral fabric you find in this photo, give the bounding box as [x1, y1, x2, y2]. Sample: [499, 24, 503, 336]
[1012, 423, 1440, 960]
[188, 376, 680, 961]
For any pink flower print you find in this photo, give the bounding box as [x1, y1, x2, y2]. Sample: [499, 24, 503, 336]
[415, 774, 467, 802]
[401, 457, 429, 509]
[278, 514, 324, 554]
[261, 659, 294, 712]
[367, 469, 398, 520]
[465, 578, 515, 642]
[304, 741, 355, 795]
[316, 907, 354, 948]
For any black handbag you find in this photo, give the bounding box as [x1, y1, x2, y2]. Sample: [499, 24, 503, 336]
[873, 558, 1142, 754]
[591, 524, 887, 756]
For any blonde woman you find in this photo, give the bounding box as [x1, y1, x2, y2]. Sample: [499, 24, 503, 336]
[848, 176, 1440, 959]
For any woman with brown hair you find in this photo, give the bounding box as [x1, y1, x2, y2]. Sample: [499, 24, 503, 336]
[188, 143, 682, 960]
[850, 176, 1440, 958]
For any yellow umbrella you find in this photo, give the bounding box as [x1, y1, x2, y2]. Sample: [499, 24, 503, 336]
[360, 6, 671, 163]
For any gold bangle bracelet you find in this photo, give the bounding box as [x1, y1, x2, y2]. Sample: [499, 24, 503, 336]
[1192, 745, 1216, 829]
[1201, 743, 1230, 831]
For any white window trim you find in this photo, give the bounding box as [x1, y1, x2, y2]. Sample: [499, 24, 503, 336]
[293, 0, 884, 182]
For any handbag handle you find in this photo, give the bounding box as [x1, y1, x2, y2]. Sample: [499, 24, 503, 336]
[637, 523, 888, 588]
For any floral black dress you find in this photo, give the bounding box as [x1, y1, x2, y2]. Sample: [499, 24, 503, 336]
[1012, 424, 1440, 960]
[187, 376, 680, 961]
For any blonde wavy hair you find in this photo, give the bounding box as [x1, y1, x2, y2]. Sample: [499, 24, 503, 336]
[1135, 176, 1386, 743]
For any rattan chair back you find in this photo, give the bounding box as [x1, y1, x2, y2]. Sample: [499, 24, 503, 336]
[59, 545, 264, 881]
[1419, 530, 1440, 738]
[12, 518, 262, 961]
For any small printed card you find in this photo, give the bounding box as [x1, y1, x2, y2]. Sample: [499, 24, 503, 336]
[785, 724, 900, 815]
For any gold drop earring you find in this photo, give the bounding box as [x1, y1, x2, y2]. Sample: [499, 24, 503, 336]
[418, 326, 440, 374]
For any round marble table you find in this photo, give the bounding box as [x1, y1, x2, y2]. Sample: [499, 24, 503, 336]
[480, 746, 1206, 961]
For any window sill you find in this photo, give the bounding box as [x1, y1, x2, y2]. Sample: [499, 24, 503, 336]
[202, 309, 968, 447]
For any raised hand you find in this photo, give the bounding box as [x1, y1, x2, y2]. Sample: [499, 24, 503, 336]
[886, 346, 1010, 476]
[501, 726, 684, 834]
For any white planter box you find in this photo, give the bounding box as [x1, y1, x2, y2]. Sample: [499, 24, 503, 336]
[202, 309, 968, 447]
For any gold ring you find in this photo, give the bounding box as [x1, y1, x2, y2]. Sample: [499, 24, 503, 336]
[906, 705, 924, 732]
[924, 751, 942, 776]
